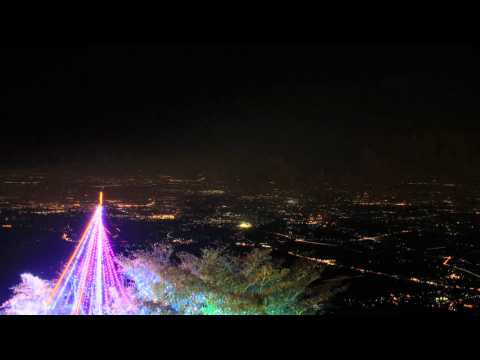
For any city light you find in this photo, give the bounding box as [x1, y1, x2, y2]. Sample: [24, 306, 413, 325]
[2, 173, 480, 315]
[150, 214, 176, 220]
[238, 221, 252, 229]
[443, 256, 452, 266]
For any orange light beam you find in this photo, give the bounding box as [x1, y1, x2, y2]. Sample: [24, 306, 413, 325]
[46, 209, 97, 305]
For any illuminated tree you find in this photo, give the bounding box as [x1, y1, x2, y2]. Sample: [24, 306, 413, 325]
[120, 245, 346, 315]
[0, 273, 53, 315]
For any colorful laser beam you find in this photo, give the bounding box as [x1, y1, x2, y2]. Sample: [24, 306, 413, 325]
[47, 193, 130, 315]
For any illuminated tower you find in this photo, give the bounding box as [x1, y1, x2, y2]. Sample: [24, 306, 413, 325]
[46, 192, 130, 315]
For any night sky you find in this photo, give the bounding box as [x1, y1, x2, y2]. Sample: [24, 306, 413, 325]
[1, 43, 480, 185]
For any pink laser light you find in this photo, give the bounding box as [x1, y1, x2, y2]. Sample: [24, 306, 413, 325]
[48, 193, 130, 315]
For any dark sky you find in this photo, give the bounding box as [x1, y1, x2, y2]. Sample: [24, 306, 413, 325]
[1, 43, 480, 185]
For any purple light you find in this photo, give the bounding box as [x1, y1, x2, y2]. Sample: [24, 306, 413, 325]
[47, 199, 131, 315]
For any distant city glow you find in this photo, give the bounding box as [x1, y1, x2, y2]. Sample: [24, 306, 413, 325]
[150, 214, 176, 220]
[2, 174, 480, 314]
[238, 221, 252, 229]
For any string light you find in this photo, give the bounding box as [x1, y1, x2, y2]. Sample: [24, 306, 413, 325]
[47, 193, 131, 315]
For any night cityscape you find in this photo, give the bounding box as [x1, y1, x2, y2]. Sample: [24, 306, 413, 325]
[1, 43, 480, 316]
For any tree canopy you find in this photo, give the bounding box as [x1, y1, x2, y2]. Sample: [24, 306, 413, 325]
[120, 245, 347, 315]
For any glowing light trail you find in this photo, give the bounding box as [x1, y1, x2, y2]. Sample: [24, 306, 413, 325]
[47, 193, 130, 315]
